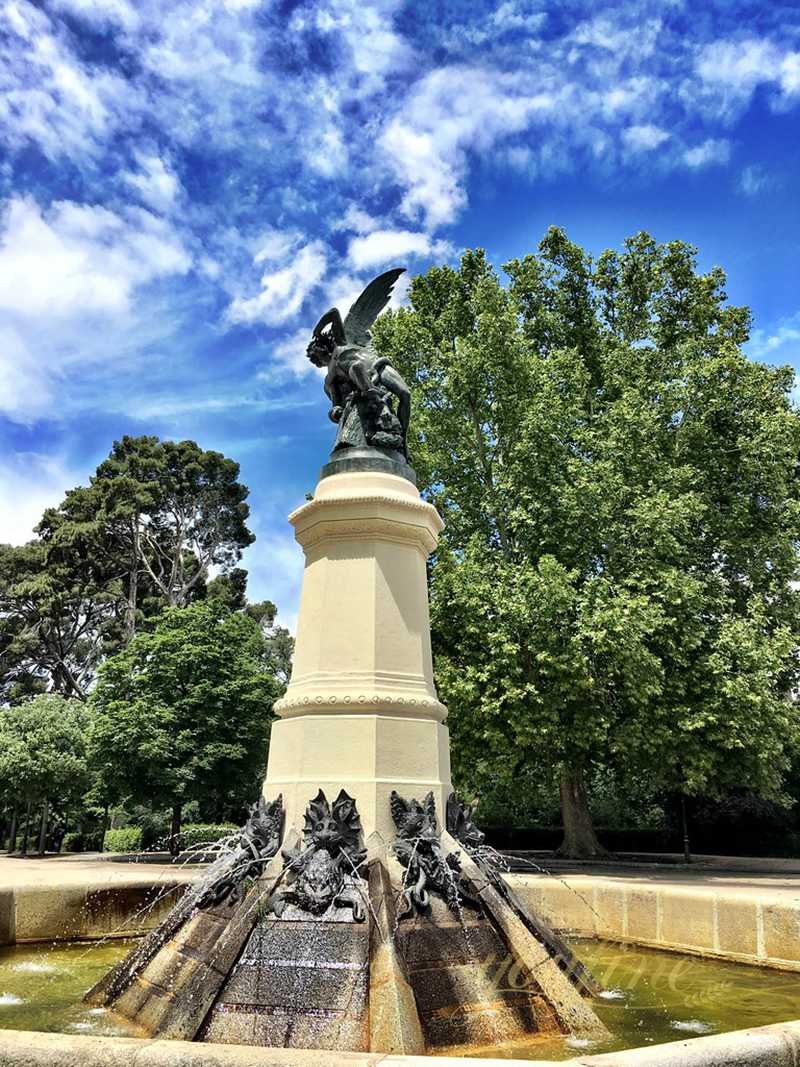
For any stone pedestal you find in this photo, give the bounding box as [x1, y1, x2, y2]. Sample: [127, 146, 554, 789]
[264, 469, 452, 840]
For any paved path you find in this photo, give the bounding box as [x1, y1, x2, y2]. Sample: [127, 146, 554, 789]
[2, 849, 799, 902]
[504, 852, 800, 903]
[0, 851, 200, 890]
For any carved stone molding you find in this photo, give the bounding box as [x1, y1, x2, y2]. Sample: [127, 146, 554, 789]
[273, 691, 447, 719]
[296, 516, 438, 554]
[290, 492, 438, 520]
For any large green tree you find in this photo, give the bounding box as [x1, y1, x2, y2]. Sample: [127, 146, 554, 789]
[41, 436, 255, 638]
[89, 601, 283, 853]
[0, 695, 91, 854]
[374, 230, 800, 856]
[0, 538, 122, 701]
[0, 436, 255, 698]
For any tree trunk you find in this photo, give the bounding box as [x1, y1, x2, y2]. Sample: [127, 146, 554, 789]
[556, 764, 608, 859]
[38, 798, 49, 856]
[169, 803, 182, 857]
[681, 795, 692, 864]
[21, 799, 33, 856]
[7, 803, 18, 852]
[126, 563, 138, 642]
[100, 802, 109, 853]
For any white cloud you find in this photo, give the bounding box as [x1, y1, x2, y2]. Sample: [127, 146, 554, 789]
[0, 1, 138, 159]
[695, 37, 800, 112]
[738, 164, 775, 196]
[748, 314, 800, 365]
[0, 453, 81, 545]
[52, 0, 139, 28]
[381, 65, 556, 227]
[258, 327, 322, 383]
[570, 15, 662, 59]
[124, 153, 181, 213]
[492, 2, 546, 33]
[241, 523, 305, 634]
[0, 326, 54, 420]
[0, 195, 191, 422]
[683, 137, 730, 168]
[0, 196, 191, 318]
[227, 241, 328, 326]
[253, 229, 303, 265]
[307, 0, 412, 89]
[335, 206, 382, 235]
[622, 124, 670, 151]
[348, 228, 451, 270]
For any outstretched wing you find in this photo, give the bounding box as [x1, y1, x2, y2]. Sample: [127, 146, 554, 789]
[343, 268, 405, 347]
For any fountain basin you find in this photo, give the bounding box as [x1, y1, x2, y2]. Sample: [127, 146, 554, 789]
[2, 864, 799, 1064]
[1, 1021, 800, 1066]
[3, 935, 800, 1061]
[0, 858, 195, 945]
[506, 872, 800, 972]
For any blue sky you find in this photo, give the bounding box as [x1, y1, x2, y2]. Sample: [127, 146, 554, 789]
[1, 0, 799, 627]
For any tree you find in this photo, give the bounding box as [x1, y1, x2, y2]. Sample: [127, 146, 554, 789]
[0, 538, 122, 701]
[42, 436, 255, 638]
[89, 601, 283, 854]
[373, 231, 800, 856]
[0, 436, 256, 701]
[0, 695, 91, 854]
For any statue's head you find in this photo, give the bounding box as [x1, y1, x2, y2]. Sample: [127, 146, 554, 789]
[306, 331, 334, 368]
[308, 307, 344, 367]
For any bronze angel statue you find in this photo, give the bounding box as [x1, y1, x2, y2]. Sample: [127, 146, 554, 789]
[306, 267, 411, 457]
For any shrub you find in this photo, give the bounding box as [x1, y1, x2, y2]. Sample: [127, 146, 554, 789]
[103, 826, 143, 853]
[62, 831, 84, 853]
[176, 823, 238, 851]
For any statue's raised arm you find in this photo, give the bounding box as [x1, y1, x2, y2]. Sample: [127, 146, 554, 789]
[306, 268, 411, 462]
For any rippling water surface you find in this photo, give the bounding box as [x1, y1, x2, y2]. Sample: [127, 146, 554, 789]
[0, 940, 139, 1036]
[465, 937, 800, 1059]
[1, 936, 799, 1056]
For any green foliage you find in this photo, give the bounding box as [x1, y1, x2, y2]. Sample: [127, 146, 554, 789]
[90, 602, 282, 819]
[175, 823, 238, 850]
[62, 831, 85, 853]
[0, 695, 91, 806]
[0, 539, 121, 701]
[0, 435, 256, 698]
[374, 230, 800, 849]
[103, 826, 143, 853]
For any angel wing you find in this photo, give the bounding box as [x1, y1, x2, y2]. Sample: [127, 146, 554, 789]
[344, 268, 405, 347]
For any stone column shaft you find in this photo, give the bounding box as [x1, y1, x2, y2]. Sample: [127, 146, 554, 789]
[264, 470, 452, 840]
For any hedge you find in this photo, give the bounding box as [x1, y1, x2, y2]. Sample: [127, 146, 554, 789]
[176, 823, 239, 851]
[103, 826, 143, 853]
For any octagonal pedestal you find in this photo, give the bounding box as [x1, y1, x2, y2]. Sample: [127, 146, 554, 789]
[264, 469, 452, 839]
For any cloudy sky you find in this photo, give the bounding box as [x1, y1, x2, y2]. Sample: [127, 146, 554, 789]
[1, 0, 799, 625]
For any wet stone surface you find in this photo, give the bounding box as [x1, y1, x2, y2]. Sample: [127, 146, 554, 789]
[396, 908, 565, 1052]
[200, 910, 369, 1050]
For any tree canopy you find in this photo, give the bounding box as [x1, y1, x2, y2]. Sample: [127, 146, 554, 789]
[0, 694, 91, 852]
[0, 435, 255, 699]
[89, 601, 282, 851]
[374, 228, 800, 856]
